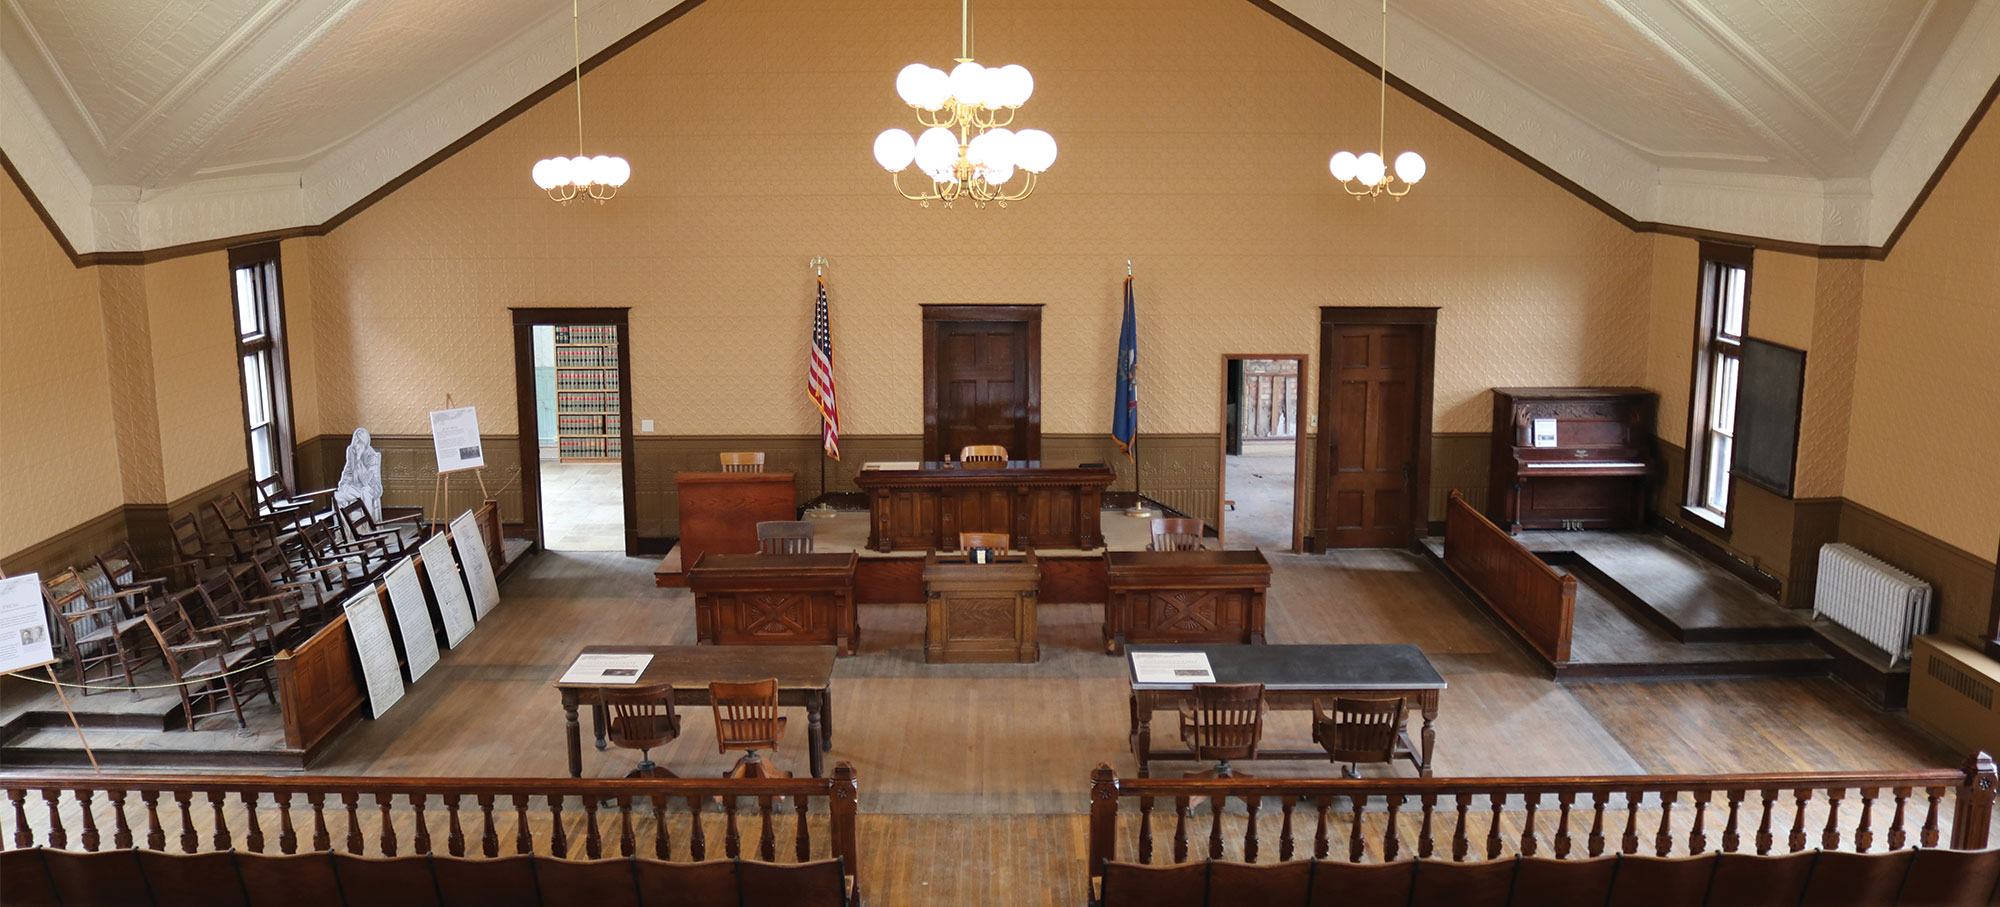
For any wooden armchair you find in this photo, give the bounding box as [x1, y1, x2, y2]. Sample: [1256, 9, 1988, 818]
[209, 492, 300, 560]
[1178, 683, 1266, 779]
[253, 475, 336, 530]
[719, 451, 766, 473]
[144, 606, 274, 731]
[177, 574, 295, 656]
[1312, 697, 1408, 778]
[42, 568, 155, 698]
[757, 521, 815, 554]
[959, 532, 1011, 552]
[601, 682, 682, 778]
[295, 520, 392, 589]
[710, 678, 789, 780]
[338, 500, 421, 557]
[959, 445, 1008, 465]
[1149, 518, 1205, 552]
[94, 541, 185, 595]
[168, 512, 256, 587]
[243, 545, 346, 627]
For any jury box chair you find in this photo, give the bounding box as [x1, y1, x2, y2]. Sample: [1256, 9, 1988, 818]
[1149, 518, 1205, 552]
[601, 681, 682, 778]
[958, 532, 1011, 553]
[958, 445, 1008, 465]
[757, 521, 815, 555]
[719, 451, 766, 473]
[1313, 696, 1409, 778]
[709, 678, 789, 780]
[1178, 682, 1267, 779]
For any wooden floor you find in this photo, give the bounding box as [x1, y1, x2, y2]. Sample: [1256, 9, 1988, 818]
[9, 544, 1964, 905]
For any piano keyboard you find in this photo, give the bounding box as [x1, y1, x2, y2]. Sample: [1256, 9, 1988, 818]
[1521, 461, 1646, 469]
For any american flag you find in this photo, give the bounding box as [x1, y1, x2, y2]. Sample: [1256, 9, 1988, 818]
[808, 277, 841, 459]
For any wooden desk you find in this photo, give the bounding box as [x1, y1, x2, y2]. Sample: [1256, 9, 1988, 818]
[555, 645, 835, 778]
[854, 461, 1114, 552]
[1126, 643, 1445, 777]
[688, 552, 858, 655]
[1103, 549, 1271, 654]
[922, 552, 1040, 664]
[665, 472, 796, 586]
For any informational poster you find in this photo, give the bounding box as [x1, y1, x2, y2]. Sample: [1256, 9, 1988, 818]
[343, 587, 406, 719]
[429, 406, 485, 472]
[381, 557, 440, 683]
[418, 533, 476, 648]
[0, 573, 57, 675]
[559, 653, 655, 685]
[1531, 419, 1559, 448]
[449, 511, 502, 620]
[1130, 651, 1216, 685]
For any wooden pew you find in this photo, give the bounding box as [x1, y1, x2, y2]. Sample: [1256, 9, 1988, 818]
[1440, 489, 1576, 666]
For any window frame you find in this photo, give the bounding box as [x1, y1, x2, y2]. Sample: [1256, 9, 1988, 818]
[228, 243, 296, 491]
[1680, 241, 1753, 536]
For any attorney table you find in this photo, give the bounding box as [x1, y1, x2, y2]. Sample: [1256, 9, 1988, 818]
[1126, 643, 1445, 777]
[853, 460, 1115, 552]
[1103, 549, 1271, 654]
[688, 552, 858, 655]
[555, 645, 835, 778]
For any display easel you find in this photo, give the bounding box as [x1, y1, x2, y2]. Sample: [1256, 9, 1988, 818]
[0, 570, 98, 771]
[429, 394, 493, 537]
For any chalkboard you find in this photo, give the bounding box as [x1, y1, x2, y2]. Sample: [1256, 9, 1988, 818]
[1732, 337, 1807, 498]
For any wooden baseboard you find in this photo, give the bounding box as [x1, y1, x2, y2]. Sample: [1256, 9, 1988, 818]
[1653, 512, 1785, 598]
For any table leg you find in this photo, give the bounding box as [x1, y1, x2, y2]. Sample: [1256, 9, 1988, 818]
[1419, 693, 1439, 778]
[1131, 692, 1153, 778]
[820, 686, 834, 748]
[563, 694, 582, 779]
[806, 691, 825, 778]
[591, 702, 608, 752]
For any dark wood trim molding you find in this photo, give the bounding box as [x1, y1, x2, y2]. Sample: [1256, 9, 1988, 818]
[510, 307, 637, 556]
[1653, 510, 1784, 599]
[920, 304, 1043, 463]
[1312, 306, 1437, 553]
[1987, 535, 2000, 662]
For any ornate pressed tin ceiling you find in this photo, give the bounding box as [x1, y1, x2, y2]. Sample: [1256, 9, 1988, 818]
[1, 0, 1996, 255]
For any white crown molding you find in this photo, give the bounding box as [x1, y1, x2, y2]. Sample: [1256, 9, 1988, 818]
[0, 52, 94, 251]
[1868, 0, 2000, 243]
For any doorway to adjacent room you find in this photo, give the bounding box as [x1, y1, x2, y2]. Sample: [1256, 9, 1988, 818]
[512, 308, 637, 555]
[1217, 354, 1309, 553]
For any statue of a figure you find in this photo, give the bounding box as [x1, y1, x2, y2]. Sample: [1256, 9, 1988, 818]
[334, 428, 384, 521]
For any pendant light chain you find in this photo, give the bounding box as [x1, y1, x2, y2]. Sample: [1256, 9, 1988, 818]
[573, 0, 585, 158]
[530, 0, 630, 202]
[1328, 0, 1426, 197]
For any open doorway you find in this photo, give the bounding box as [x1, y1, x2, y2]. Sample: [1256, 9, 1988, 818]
[1218, 355, 1309, 553]
[512, 308, 636, 555]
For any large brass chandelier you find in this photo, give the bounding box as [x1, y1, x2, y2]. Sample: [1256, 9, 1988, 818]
[871, 0, 1057, 207]
[1329, 0, 1425, 198]
[530, 0, 631, 203]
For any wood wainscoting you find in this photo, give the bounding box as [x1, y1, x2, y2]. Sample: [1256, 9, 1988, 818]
[273, 614, 366, 757]
[296, 434, 524, 536]
[0, 470, 252, 582]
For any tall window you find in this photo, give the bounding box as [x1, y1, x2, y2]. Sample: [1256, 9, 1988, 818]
[1685, 242, 1751, 523]
[230, 244, 293, 487]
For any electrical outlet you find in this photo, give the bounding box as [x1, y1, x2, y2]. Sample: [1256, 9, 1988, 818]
[640, 419, 655, 433]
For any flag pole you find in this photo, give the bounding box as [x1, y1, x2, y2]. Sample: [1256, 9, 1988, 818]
[807, 256, 837, 519]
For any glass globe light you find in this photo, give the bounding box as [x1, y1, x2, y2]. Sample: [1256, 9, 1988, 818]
[563, 156, 591, 187]
[1329, 151, 1358, 182]
[896, 63, 932, 106]
[915, 66, 951, 110]
[874, 129, 917, 171]
[969, 128, 1015, 170]
[981, 163, 1016, 186]
[1012, 129, 1057, 172]
[532, 158, 563, 190]
[997, 64, 1033, 107]
[587, 155, 613, 185]
[948, 61, 987, 106]
[602, 156, 631, 187]
[1394, 151, 1426, 184]
[914, 127, 959, 181]
[1356, 152, 1386, 186]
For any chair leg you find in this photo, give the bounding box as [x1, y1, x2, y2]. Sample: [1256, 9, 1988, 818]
[219, 673, 248, 729]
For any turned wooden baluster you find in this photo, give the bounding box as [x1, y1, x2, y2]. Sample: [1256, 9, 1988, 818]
[548, 795, 568, 857]
[757, 796, 776, 862]
[176, 791, 198, 852]
[619, 796, 637, 858]
[1314, 796, 1332, 860]
[1451, 795, 1471, 861]
[653, 794, 672, 861]
[142, 791, 166, 851]
[1277, 796, 1295, 862]
[723, 797, 741, 859]
[1888, 787, 1910, 851]
[45, 788, 67, 849]
[241, 791, 263, 853]
[1788, 788, 1811, 852]
[1172, 797, 1190, 863]
[1721, 790, 1744, 853]
[411, 793, 432, 855]
[1139, 797, 1161, 864]
[1654, 790, 1676, 857]
[446, 795, 465, 857]
[1518, 793, 1537, 858]
[1553, 792, 1574, 859]
[341, 792, 363, 854]
[1587, 793, 1607, 857]
[582, 795, 602, 859]
[308, 793, 330, 852]
[1208, 795, 1226, 860]
[277, 792, 298, 854]
[1242, 795, 1261, 863]
[793, 796, 810, 862]
[686, 795, 707, 861]
[378, 792, 398, 856]
[1417, 793, 1436, 859]
[110, 789, 134, 850]
[1854, 787, 1877, 852]
[477, 794, 498, 857]
[9, 789, 30, 848]
[1486, 792, 1505, 859]
[1621, 790, 1642, 855]
[78, 789, 99, 851]
[1821, 788, 1844, 850]
[1756, 789, 1778, 854]
[1347, 794, 1367, 863]
[1383, 794, 1404, 862]
[208, 790, 231, 851]
[513, 794, 533, 855]
[1919, 787, 1943, 848]
[1688, 791, 1708, 855]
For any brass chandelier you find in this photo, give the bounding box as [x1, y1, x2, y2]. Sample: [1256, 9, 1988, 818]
[871, 0, 1057, 207]
[530, 0, 630, 203]
[1329, 0, 1425, 197]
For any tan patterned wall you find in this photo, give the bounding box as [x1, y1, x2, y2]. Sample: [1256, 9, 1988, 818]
[1849, 107, 2000, 564]
[282, 237, 324, 441]
[143, 252, 248, 500]
[1795, 257, 1860, 499]
[309, 0, 1650, 444]
[0, 177, 125, 555]
[96, 265, 166, 503]
[1644, 235, 1699, 443]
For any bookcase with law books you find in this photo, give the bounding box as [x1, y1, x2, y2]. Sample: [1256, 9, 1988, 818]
[554, 325, 623, 462]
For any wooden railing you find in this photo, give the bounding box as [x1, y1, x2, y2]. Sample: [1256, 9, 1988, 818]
[1441, 489, 1575, 665]
[1087, 754, 1996, 889]
[3, 766, 862, 900]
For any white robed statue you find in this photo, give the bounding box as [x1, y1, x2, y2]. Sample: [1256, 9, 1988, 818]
[334, 428, 384, 521]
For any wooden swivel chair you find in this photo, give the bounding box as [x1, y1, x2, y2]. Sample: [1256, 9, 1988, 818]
[1178, 683, 1266, 779]
[959, 445, 1008, 466]
[756, 521, 815, 554]
[958, 532, 1010, 552]
[1312, 696, 1408, 778]
[709, 678, 789, 780]
[1149, 518, 1205, 552]
[719, 451, 766, 473]
[601, 682, 681, 778]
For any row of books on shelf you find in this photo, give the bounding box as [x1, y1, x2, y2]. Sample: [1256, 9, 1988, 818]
[555, 325, 618, 345]
[555, 346, 618, 368]
[556, 391, 620, 413]
[557, 414, 621, 434]
[556, 369, 618, 390]
[559, 437, 622, 459]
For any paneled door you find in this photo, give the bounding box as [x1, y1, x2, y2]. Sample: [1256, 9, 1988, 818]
[1316, 309, 1435, 549]
[923, 305, 1042, 462]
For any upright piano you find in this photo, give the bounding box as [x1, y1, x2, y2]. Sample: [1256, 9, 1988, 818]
[1487, 387, 1657, 533]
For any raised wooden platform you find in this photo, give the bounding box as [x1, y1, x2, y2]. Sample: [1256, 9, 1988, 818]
[0, 667, 309, 771]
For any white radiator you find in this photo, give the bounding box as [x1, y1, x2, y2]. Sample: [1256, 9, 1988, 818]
[1813, 543, 1933, 667]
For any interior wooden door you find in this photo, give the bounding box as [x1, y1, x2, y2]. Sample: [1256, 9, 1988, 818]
[932, 321, 1030, 458]
[1321, 323, 1422, 547]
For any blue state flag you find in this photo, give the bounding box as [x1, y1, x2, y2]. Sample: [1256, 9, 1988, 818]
[1112, 276, 1138, 460]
